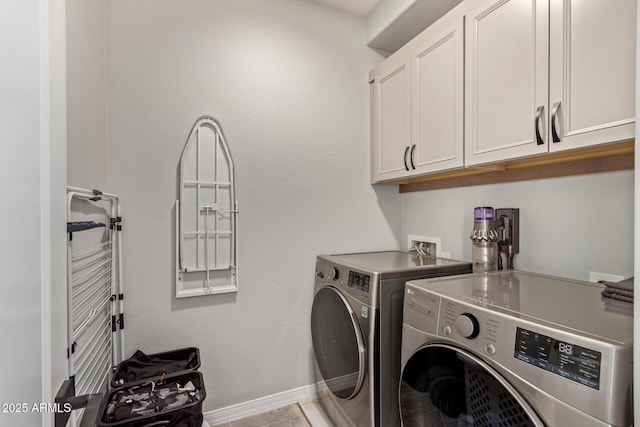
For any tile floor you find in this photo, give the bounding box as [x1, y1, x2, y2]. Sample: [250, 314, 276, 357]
[211, 404, 312, 427]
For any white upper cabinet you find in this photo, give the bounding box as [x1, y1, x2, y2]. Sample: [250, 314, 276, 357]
[370, 18, 464, 183]
[465, 0, 549, 165]
[370, 0, 636, 181]
[370, 54, 412, 182]
[411, 18, 464, 175]
[548, 0, 636, 152]
[465, 0, 636, 165]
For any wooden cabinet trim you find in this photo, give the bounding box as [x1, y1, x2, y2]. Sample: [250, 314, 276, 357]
[397, 140, 634, 192]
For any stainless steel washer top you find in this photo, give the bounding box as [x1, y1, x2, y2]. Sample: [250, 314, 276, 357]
[407, 270, 633, 345]
[321, 250, 470, 276]
[316, 251, 472, 308]
[401, 270, 633, 427]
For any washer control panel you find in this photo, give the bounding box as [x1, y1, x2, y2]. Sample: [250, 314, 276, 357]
[514, 327, 601, 390]
[436, 295, 605, 391]
[315, 257, 375, 305]
[348, 270, 370, 293]
[437, 298, 504, 358]
[440, 300, 500, 342]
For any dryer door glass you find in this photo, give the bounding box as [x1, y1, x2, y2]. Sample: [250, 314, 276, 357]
[400, 344, 542, 426]
[311, 287, 366, 400]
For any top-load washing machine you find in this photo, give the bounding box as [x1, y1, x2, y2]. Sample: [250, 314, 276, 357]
[311, 251, 472, 427]
[399, 271, 633, 426]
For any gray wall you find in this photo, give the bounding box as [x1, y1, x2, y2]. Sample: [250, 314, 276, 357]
[67, 0, 107, 190]
[0, 4, 42, 424]
[634, 6, 639, 421]
[400, 170, 634, 281]
[106, 0, 401, 411]
[2, 1, 67, 426]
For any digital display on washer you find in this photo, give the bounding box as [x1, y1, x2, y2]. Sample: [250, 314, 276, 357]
[348, 271, 370, 293]
[514, 327, 601, 390]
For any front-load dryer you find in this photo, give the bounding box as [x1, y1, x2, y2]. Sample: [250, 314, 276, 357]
[311, 251, 472, 427]
[399, 271, 633, 426]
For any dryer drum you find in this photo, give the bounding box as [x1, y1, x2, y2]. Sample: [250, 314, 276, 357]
[465, 364, 534, 427]
[311, 287, 366, 400]
[429, 376, 465, 419]
[400, 345, 537, 427]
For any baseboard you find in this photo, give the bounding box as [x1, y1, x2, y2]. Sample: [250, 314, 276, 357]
[203, 383, 319, 425]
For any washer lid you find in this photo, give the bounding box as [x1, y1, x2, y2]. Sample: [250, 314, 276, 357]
[320, 251, 471, 279]
[406, 271, 633, 345]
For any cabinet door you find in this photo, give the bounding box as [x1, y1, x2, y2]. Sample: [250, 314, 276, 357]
[370, 55, 411, 183]
[411, 18, 464, 175]
[549, 0, 636, 152]
[465, 0, 549, 165]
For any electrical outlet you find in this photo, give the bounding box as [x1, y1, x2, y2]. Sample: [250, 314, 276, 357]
[407, 235, 442, 257]
[589, 272, 625, 283]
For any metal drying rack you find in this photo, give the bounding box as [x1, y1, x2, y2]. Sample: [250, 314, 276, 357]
[63, 187, 124, 426]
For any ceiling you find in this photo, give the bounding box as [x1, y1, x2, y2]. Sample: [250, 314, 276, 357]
[313, 0, 380, 16]
[314, 0, 463, 54]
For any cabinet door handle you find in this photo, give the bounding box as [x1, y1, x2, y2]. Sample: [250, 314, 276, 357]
[403, 146, 410, 171]
[410, 144, 416, 169]
[551, 102, 561, 143]
[535, 105, 545, 145]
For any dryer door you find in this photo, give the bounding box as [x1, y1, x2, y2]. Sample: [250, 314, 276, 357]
[311, 286, 366, 400]
[400, 343, 544, 426]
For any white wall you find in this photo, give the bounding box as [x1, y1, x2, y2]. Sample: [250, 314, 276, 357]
[634, 4, 639, 422]
[66, 0, 107, 189]
[45, 1, 70, 424]
[401, 170, 634, 281]
[106, 0, 401, 411]
[0, 3, 42, 424]
[0, 1, 67, 426]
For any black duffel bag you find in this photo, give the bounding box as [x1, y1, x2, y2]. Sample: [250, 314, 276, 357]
[112, 348, 200, 388]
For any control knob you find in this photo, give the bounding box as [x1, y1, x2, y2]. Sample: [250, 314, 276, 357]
[455, 313, 480, 339]
[329, 267, 340, 281]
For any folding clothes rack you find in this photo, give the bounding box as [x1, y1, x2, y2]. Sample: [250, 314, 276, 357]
[66, 187, 124, 424]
